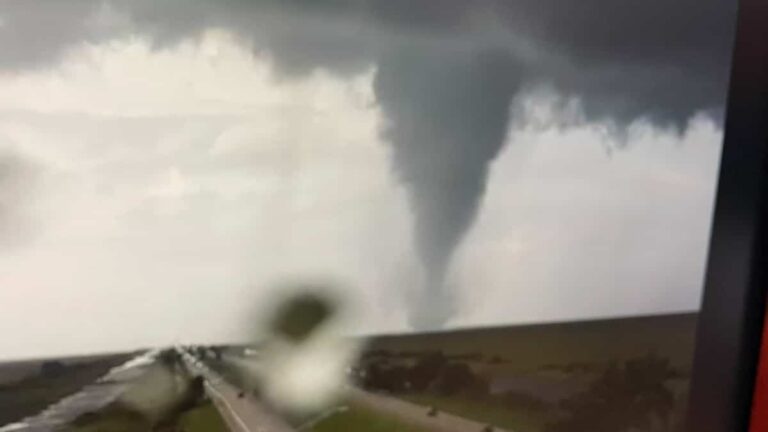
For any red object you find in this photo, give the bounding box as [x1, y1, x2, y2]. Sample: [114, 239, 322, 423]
[750, 313, 768, 431]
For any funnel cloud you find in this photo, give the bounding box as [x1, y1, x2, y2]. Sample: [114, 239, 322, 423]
[374, 48, 520, 329]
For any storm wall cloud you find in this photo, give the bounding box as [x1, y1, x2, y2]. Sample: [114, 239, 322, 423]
[0, 0, 736, 123]
[127, 0, 735, 129]
[0, 0, 736, 133]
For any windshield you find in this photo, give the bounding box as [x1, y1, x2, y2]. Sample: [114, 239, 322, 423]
[0, 1, 737, 431]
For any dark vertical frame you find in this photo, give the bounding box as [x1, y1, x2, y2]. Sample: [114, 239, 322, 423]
[749, 316, 768, 431]
[687, 0, 768, 430]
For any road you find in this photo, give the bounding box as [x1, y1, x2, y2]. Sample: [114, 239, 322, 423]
[180, 350, 295, 432]
[349, 387, 513, 432]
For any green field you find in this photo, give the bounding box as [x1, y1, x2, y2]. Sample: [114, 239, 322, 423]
[67, 405, 149, 431]
[311, 404, 427, 432]
[357, 313, 697, 432]
[178, 403, 229, 432]
[173, 312, 698, 432]
[403, 393, 551, 432]
[365, 313, 698, 373]
[68, 402, 228, 432]
[67, 349, 228, 432]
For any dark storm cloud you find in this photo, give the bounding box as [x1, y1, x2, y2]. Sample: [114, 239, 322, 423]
[0, 0, 737, 328]
[497, 0, 736, 126]
[0, 0, 736, 123]
[355, 0, 735, 127]
[101, 0, 378, 77]
[0, 0, 117, 70]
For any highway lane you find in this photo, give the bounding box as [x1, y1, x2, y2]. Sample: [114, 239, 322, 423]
[179, 350, 295, 432]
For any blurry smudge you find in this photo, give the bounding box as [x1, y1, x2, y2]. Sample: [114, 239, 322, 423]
[251, 286, 362, 415]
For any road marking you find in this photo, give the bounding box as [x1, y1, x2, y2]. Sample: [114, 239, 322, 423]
[205, 382, 254, 432]
[295, 405, 347, 431]
[181, 353, 254, 432]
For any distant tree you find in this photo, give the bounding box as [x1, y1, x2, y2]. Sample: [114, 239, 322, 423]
[365, 349, 394, 359]
[387, 365, 412, 392]
[193, 347, 205, 359]
[158, 349, 182, 373]
[362, 362, 411, 393]
[188, 375, 205, 402]
[409, 351, 448, 391]
[454, 352, 483, 362]
[432, 362, 488, 396]
[489, 355, 505, 364]
[546, 353, 681, 432]
[40, 360, 66, 379]
[502, 391, 548, 410]
[153, 374, 207, 430]
[362, 362, 385, 390]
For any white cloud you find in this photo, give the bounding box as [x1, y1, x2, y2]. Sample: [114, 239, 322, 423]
[0, 29, 375, 118]
[148, 167, 196, 198]
[454, 113, 722, 327]
[0, 32, 407, 358]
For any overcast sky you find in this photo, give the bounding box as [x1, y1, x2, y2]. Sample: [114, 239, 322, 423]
[0, 0, 736, 359]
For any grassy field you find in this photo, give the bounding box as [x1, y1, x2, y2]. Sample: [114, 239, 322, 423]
[179, 403, 229, 432]
[64, 349, 228, 432]
[0, 354, 133, 426]
[311, 404, 427, 432]
[67, 405, 148, 431]
[0, 354, 138, 386]
[0, 360, 45, 386]
[403, 393, 551, 432]
[356, 313, 697, 432]
[365, 313, 698, 373]
[68, 402, 228, 432]
[196, 312, 698, 432]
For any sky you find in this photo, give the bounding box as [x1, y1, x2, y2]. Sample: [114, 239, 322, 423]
[0, 0, 736, 359]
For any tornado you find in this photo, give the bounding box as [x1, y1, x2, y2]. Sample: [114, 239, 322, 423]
[374, 47, 521, 330]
